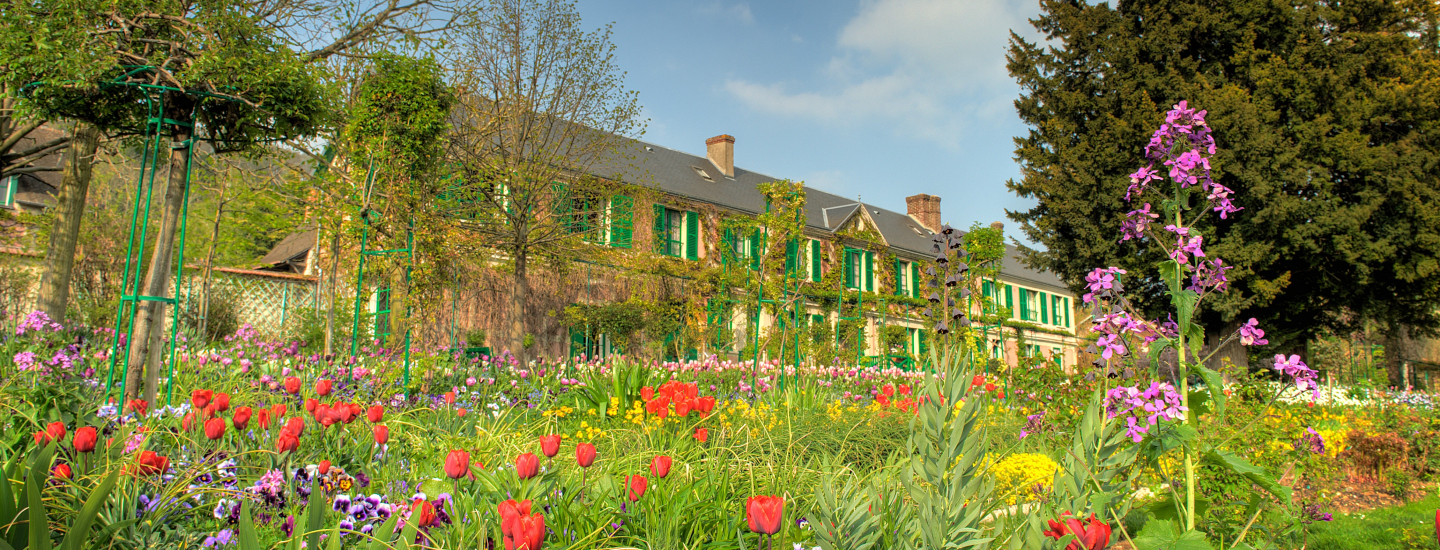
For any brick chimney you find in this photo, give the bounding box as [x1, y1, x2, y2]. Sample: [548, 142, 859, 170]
[905, 193, 941, 233]
[706, 134, 735, 178]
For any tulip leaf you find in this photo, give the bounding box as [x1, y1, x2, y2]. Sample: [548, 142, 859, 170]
[305, 480, 325, 550]
[236, 501, 262, 550]
[396, 517, 419, 550]
[27, 442, 55, 550]
[366, 507, 401, 550]
[60, 467, 118, 550]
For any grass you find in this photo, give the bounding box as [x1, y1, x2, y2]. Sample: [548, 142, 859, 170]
[1303, 490, 1439, 550]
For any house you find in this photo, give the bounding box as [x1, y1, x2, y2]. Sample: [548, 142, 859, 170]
[557, 133, 1082, 369]
[267, 132, 1085, 369]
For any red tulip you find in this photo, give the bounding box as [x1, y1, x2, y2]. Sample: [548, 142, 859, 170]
[500, 503, 545, 550]
[575, 443, 596, 468]
[373, 425, 389, 445]
[315, 379, 333, 396]
[697, 396, 716, 414]
[40, 421, 66, 446]
[645, 396, 670, 419]
[284, 377, 301, 394]
[52, 464, 71, 479]
[498, 499, 532, 523]
[444, 391, 456, 405]
[898, 384, 912, 395]
[627, 474, 647, 501]
[318, 460, 331, 474]
[649, 455, 672, 479]
[693, 427, 708, 444]
[1042, 513, 1111, 550]
[204, 417, 227, 440]
[127, 399, 148, 417]
[367, 405, 384, 423]
[284, 416, 305, 438]
[304, 398, 318, 413]
[182, 412, 196, 432]
[232, 406, 252, 431]
[134, 450, 169, 475]
[445, 450, 472, 479]
[674, 399, 693, 417]
[202, 402, 220, 419]
[539, 434, 561, 458]
[746, 495, 784, 535]
[73, 426, 97, 453]
[515, 453, 539, 480]
[411, 499, 438, 528]
[191, 389, 213, 410]
[257, 409, 272, 430]
[271, 403, 287, 419]
[1434, 509, 1439, 547]
[457, 408, 467, 417]
[882, 384, 896, 398]
[972, 374, 985, 387]
[640, 386, 655, 401]
[276, 432, 300, 453]
[316, 405, 335, 427]
[214, 393, 231, 412]
[985, 382, 997, 392]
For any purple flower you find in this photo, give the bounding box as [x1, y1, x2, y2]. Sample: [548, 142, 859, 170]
[1188, 258, 1231, 293]
[1120, 203, 1159, 241]
[1106, 381, 1188, 441]
[1127, 166, 1162, 200]
[1238, 318, 1268, 346]
[1274, 354, 1320, 399]
[1096, 334, 1126, 360]
[1294, 428, 1325, 455]
[1083, 267, 1128, 304]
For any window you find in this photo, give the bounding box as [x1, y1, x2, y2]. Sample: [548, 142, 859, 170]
[843, 249, 874, 291]
[907, 327, 921, 356]
[1052, 347, 1063, 368]
[653, 205, 698, 259]
[894, 260, 912, 297]
[1, 176, 17, 208]
[606, 195, 634, 248]
[1019, 289, 1043, 321]
[809, 239, 822, 282]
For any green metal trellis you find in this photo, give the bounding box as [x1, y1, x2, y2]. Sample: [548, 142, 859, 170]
[25, 66, 259, 405]
[348, 161, 415, 387]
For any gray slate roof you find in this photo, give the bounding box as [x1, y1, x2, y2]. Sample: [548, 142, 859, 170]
[595, 137, 1069, 293]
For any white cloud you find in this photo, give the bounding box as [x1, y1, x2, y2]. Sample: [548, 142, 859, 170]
[697, 1, 755, 24]
[725, 0, 1040, 147]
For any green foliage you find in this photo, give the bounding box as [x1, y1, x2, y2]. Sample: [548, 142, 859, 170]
[4, 0, 333, 147]
[1006, 0, 1440, 350]
[464, 328, 488, 348]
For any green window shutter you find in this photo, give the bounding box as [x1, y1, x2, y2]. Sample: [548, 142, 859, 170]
[685, 211, 699, 260]
[865, 251, 874, 291]
[653, 204, 668, 256]
[749, 228, 760, 270]
[721, 228, 734, 267]
[844, 250, 855, 289]
[810, 240, 821, 282]
[893, 259, 904, 296]
[910, 262, 920, 298]
[1019, 289, 1029, 321]
[1064, 297, 1071, 327]
[981, 281, 993, 313]
[1004, 284, 1013, 318]
[1040, 292, 1049, 324]
[785, 240, 798, 276]
[609, 195, 633, 248]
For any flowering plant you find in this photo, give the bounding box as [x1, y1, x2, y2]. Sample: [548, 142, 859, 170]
[1071, 102, 1326, 547]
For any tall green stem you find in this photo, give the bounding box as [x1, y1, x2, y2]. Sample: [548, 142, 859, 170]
[1175, 201, 1197, 532]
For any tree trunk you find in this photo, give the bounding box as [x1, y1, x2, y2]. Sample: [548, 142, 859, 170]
[1205, 319, 1248, 378]
[509, 250, 528, 363]
[123, 122, 193, 400]
[197, 180, 227, 341]
[35, 123, 101, 322]
[1385, 324, 1411, 389]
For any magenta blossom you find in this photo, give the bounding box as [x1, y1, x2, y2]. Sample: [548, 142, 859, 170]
[1274, 354, 1319, 399]
[1239, 318, 1267, 346]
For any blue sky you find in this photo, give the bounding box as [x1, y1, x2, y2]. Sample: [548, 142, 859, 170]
[578, 0, 1046, 241]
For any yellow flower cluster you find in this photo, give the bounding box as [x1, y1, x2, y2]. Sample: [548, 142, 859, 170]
[718, 400, 777, 430]
[990, 453, 1060, 505]
[622, 399, 646, 426]
[606, 397, 620, 417]
[572, 420, 604, 441]
[541, 405, 575, 418]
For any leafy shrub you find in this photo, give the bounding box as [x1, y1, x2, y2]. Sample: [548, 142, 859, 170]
[464, 328, 486, 348]
[1384, 468, 1412, 501]
[1342, 430, 1408, 480]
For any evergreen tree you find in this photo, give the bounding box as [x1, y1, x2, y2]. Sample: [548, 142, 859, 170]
[1006, 0, 1440, 379]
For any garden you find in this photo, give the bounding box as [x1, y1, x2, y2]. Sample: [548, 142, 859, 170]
[3, 105, 1438, 550]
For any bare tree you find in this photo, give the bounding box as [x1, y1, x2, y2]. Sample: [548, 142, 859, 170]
[445, 0, 644, 359]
